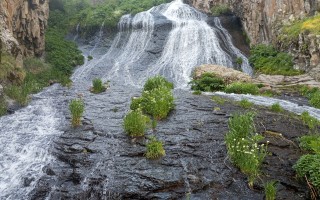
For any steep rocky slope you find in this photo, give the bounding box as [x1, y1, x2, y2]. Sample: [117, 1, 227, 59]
[190, 0, 320, 72]
[0, 0, 49, 64]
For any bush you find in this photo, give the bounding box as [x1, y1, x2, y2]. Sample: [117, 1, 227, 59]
[130, 97, 144, 111]
[211, 4, 231, 16]
[239, 99, 253, 108]
[301, 111, 319, 130]
[69, 99, 85, 127]
[145, 136, 165, 159]
[141, 87, 174, 120]
[264, 181, 277, 200]
[299, 135, 320, 154]
[293, 154, 320, 192]
[91, 78, 105, 94]
[143, 76, 174, 92]
[225, 112, 268, 187]
[189, 73, 225, 92]
[123, 110, 150, 137]
[249, 44, 302, 76]
[224, 82, 259, 95]
[270, 103, 284, 113]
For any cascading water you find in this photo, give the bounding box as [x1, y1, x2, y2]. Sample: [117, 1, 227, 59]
[0, 0, 318, 199]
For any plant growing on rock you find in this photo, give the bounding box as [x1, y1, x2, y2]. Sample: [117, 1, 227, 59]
[299, 135, 320, 154]
[301, 111, 320, 130]
[189, 73, 225, 92]
[143, 75, 174, 91]
[141, 86, 174, 120]
[270, 103, 283, 113]
[239, 99, 253, 109]
[225, 112, 268, 187]
[130, 97, 144, 111]
[224, 82, 259, 95]
[211, 4, 231, 16]
[145, 136, 165, 159]
[264, 180, 277, 200]
[310, 91, 320, 109]
[91, 78, 106, 94]
[123, 110, 150, 137]
[69, 98, 85, 127]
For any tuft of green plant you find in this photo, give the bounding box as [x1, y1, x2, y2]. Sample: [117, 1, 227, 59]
[192, 90, 202, 95]
[225, 112, 268, 187]
[69, 99, 85, 127]
[293, 154, 320, 193]
[189, 73, 225, 92]
[91, 78, 105, 94]
[270, 103, 284, 113]
[0, 96, 7, 116]
[130, 97, 144, 111]
[152, 120, 157, 130]
[249, 44, 302, 76]
[141, 86, 174, 120]
[224, 82, 259, 95]
[88, 55, 93, 61]
[145, 136, 165, 159]
[310, 91, 320, 109]
[299, 135, 320, 154]
[212, 96, 226, 105]
[143, 75, 174, 92]
[123, 110, 150, 137]
[236, 57, 243, 65]
[211, 4, 231, 16]
[301, 111, 320, 130]
[238, 99, 253, 109]
[264, 180, 277, 200]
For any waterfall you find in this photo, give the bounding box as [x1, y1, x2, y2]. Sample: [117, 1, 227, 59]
[72, 0, 251, 88]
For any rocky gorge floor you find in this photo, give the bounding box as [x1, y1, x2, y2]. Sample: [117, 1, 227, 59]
[29, 88, 310, 200]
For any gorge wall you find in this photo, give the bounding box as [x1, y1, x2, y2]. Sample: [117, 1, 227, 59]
[190, 0, 320, 72]
[0, 0, 49, 64]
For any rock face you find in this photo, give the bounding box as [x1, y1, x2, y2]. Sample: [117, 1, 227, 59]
[0, 0, 49, 63]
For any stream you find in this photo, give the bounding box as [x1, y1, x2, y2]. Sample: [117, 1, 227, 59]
[0, 0, 314, 199]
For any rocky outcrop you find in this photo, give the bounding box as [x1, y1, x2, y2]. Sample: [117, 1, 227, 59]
[0, 0, 49, 64]
[191, 0, 320, 44]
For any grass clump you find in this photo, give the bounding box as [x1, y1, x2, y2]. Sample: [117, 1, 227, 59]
[145, 136, 165, 159]
[192, 90, 202, 95]
[189, 73, 225, 92]
[301, 111, 320, 130]
[212, 96, 226, 105]
[249, 44, 302, 76]
[299, 86, 320, 109]
[238, 99, 253, 108]
[270, 103, 284, 113]
[0, 96, 7, 116]
[310, 91, 320, 109]
[88, 55, 93, 61]
[143, 75, 174, 91]
[123, 110, 150, 137]
[224, 82, 259, 95]
[225, 112, 268, 187]
[130, 97, 144, 111]
[141, 86, 174, 120]
[264, 181, 277, 200]
[299, 135, 320, 154]
[211, 4, 231, 16]
[69, 99, 85, 127]
[91, 78, 105, 94]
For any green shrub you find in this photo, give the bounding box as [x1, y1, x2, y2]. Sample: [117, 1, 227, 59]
[69, 99, 85, 127]
[143, 76, 174, 92]
[239, 99, 253, 108]
[88, 55, 93, 61]
[145, 136, 165, 159]
[270, 103, 284, 113]
[211, 4, 231, 16]
[224, 82, 259, 95]
[236, 57, 243, 65]
[299, 135, 320, 154]
[293, 154, 320, 192]
[310, 91, 320, 108]
[123, 110, 150, 137]
[189, 73, 225, 92]
[264, 181, 277, 200]
[249, 44, 302, 76]
[130, 97, 144, 111]
[301, 111, 319, 130]
[141, 87, 174, 120]
[225, 112, 267, 187]
[91, 78, 105, 94]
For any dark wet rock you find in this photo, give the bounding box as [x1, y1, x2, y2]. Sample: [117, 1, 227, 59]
[23, 177, 35, 187]
[43, 166, 56, 176]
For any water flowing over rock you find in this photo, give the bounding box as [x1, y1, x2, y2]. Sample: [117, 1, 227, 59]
[0, 0, 49, 62]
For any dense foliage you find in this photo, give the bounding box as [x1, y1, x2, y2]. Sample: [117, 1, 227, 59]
[225, 82, 259, 95]
[249, 44, 301, 76]
[123, 110, 150, 137]
[189, 73, 225, 92]
[211, 4, 231, 16]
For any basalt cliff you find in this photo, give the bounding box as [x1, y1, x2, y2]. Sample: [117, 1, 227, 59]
[190, 0, 320, 72]
[0, 0, 49, 64]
